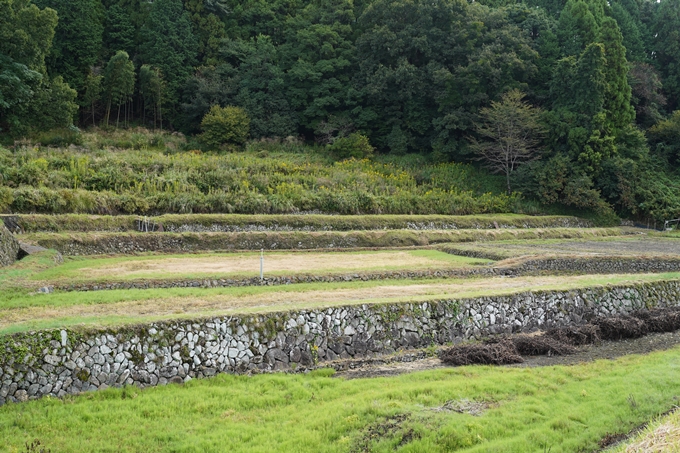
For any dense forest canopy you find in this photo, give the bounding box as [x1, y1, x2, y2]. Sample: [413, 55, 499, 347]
[1, 0, 680, 221]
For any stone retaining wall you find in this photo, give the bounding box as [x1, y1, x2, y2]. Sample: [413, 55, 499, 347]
[26, 228, 622, 256]
[54, 257, 680, 292]
[2, 279, 680, 405]
[0, 223, 19, 267]
[3, 214, 593, 234]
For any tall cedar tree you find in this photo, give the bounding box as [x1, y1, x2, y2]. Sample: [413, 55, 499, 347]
[599, 17, 635, 131]
[140, 0, 198, 124]
[103, 50, 135, 127]
[653, 0, 680, 111]
[104, 3, 135, 58]
[33, 0, 104, 92]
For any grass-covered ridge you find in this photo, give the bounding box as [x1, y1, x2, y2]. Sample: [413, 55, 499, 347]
[3, 213, 592, 233]
[0, 143, 520, 216]
[22, 227, 626, 255]
[1, 347, 680, 452]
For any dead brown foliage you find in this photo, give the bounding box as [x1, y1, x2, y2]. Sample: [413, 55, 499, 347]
[508, 334, 577, 356]
[545, 324, 601, 346]
[594, 316, 648, 340]
[440, 340, 524, 366]
[632, 308, 680, 333]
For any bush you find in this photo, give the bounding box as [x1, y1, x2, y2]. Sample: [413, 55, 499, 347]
[329, 133, 374, 160]
[200, 105, 250, 150]
[30, 127, 83, 147]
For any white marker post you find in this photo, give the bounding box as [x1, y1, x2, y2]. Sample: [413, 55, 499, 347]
[260, 249, 264, 281]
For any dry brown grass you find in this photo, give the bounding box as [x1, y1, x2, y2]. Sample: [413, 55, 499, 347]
[2, 273, 673, 332]
[79, 251, 467, 278]
[619, 410, 680, 452]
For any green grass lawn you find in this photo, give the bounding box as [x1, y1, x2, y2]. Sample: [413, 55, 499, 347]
[1, 347, 680, 452]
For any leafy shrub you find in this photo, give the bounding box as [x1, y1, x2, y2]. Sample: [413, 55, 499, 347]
[200, 105, 250, 150]
[329, 133, 374, 160]
[0, 185, 13, 212]
[0, 142, 522, 215]
[27, 127, 83, 147]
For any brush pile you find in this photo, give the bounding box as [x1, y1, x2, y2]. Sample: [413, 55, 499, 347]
[439, 340, 523, 366]
[440, 307, 680, 367]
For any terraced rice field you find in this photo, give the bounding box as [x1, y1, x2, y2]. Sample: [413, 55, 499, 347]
[2, 215, 680, 452]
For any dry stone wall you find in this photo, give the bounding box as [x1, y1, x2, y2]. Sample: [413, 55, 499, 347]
[26, 228, 622, 256]
[2, 279, 680, 405]
[0, 223, 19, 267]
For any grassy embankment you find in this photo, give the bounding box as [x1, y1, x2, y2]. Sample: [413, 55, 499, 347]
[0, 129, 619, 224]
[1, 347, 680, 452]
[4, 213, 591, 233]
[21, 227, 626, 256]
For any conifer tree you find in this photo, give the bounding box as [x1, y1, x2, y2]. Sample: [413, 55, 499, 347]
[103, 50, 135, 127]
[653, 0, 680, 110]
[104, 3, 136, 58]
[33, 0, 104, 92]
[610, 2, 645, 61]
[556, 0, 599, 56]
[140, 0, 197, 123]
[83, 68, 102, 126]
[599, 17, 635, 131]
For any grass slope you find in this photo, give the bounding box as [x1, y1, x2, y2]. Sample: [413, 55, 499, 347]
[1, 347, 680, 452]
[4, 213, 591, 233]
[23, 227, 626, 255]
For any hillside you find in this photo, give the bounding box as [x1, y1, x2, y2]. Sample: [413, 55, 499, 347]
[1, 0, 680, 221]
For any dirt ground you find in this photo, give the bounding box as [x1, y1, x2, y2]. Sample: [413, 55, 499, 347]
[335, 330, 680, 379]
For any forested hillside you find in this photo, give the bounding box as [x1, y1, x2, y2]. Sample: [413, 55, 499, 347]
[1, 0, 680, 221]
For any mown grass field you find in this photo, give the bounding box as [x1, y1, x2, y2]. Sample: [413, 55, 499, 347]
[20, 250, 489, 284]
[440, 234, 680, 260]
[2, 346, 680, 453]
[2, 269, 680, 335]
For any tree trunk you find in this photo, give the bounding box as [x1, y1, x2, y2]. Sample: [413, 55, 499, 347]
[105, 101, 111, 127]
[506, 169, 512, 195]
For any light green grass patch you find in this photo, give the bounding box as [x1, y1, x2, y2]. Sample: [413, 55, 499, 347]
[1, 347, 680, 452]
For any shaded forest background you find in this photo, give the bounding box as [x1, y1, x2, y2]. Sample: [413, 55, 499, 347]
[2, 0, 680, 222]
